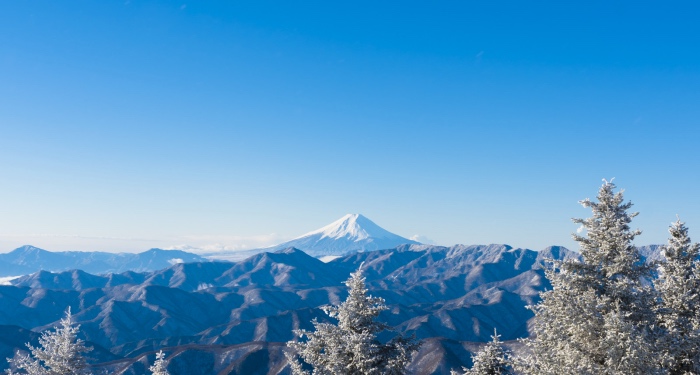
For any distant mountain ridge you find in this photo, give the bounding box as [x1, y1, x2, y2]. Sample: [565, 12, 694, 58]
[0, 246, 208, 276]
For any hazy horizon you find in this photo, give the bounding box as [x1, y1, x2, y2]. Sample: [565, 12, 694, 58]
[0, 210, 670, 254]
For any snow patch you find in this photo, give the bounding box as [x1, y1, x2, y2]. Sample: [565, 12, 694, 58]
[0, 275, 22, 285]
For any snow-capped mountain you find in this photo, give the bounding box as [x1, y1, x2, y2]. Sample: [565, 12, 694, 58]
[260, 214, 420, 257]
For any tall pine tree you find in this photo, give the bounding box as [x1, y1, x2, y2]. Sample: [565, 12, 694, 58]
[286, 267, 420, 375]
[519, 180, 661, 375]
[655, 219, 700, 374]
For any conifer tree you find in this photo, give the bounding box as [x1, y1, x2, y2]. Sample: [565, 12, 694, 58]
[519, 180, 661, 375]
[286, 267, 420, 375]
[452, 331, 512, 375]
[149, 350, 170, 375]
[7, 308, 92, 375]
[655, 219, 700, 374]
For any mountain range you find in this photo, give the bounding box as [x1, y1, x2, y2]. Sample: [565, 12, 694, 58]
[1, 243, 580, 374]
[0, 215, 665, 374]
[0, 246, 208, 277]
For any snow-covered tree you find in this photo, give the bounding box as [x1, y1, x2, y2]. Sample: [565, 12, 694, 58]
[7, 308, 92, 375]
[286, 267, 420, 375]
[655, 218, 700, 374]
[518, 180, 662, 375]
[149, 350, 170, 375]
[452, 331, 511, 375]
[566, 180, 654, 318]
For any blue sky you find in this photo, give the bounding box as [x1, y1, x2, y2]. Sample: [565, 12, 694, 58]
[1, 1, 699, 252]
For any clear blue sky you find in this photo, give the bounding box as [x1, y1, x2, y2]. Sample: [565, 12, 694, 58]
[1, 1, 699, 252]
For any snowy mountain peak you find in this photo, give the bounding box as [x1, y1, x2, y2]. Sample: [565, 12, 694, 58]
[296, 214, 390, 242]
[265, 214, 420, 257]
[10, 245, 47, 255]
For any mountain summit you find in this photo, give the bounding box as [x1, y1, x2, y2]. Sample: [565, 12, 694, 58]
[263, 214, 420, 257]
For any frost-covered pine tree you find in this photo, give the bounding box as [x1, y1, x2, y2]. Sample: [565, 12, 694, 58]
[149, 350, 170, 375]
[567, 180, 654, 318]
[286, 267, 420, 375]
[518, 180, 661, 375]
[452, 331, 511, 375]
[655, 218, 700, 374]
[7, 308, 92, 375]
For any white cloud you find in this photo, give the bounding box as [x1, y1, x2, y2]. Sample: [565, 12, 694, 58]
[166, 233, 289, 253]
[166, 243, 243, 253]
[0, 276, 21, 285]
[410, 234, 437, 245]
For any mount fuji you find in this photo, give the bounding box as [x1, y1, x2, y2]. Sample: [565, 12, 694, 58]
[200, 214, 421, 261]
[259, 214, 420, 258]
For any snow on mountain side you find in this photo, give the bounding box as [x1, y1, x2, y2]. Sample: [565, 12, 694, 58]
[259, 214, 420, 257]
[294, 214, 390, 241]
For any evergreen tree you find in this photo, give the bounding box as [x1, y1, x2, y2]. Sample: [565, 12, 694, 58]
[655, 219, 700, 374]
[7, 308, 92, 375]
[286, 267, 420, 375]
[149, 350, 170, 375]
[452, 331, 511, 375]
[567, 180, 654, 317]
[519, 180, 661, 375]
